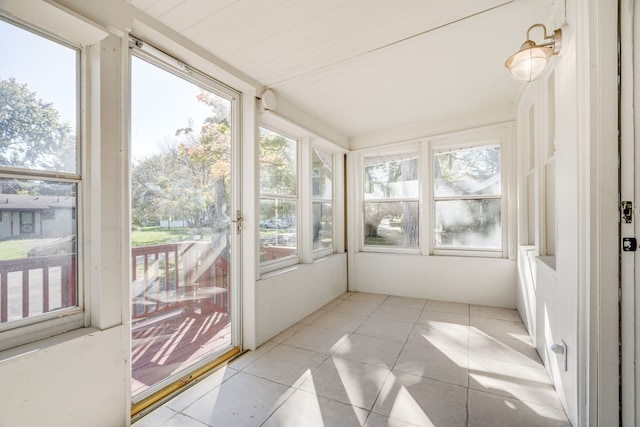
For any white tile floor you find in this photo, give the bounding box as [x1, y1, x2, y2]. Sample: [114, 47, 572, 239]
[133, 292, 570, 427]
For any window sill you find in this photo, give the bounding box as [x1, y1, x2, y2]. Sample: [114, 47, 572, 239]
[259, 252, 345, 280]
[361, 246, 421, 255]
[536, 255, 557, 272]
[0, 326, 99, 366]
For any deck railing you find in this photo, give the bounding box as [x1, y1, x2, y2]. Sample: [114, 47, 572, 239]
[0, 255, 76, 323]
[131, 242, 230, 320]
[0, 241, 229, 324]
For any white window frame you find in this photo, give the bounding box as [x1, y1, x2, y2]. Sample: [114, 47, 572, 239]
[0, 12, 94, 352]
[354, 124, 513, 259]
[258, 125, 301, 274]
[428, 139, 505, 258]
[359, 144, 421, 255]
[311, 146, 334, 258]
[258, 111, 345, 276]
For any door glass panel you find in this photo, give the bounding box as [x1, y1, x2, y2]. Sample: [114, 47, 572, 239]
[130, 56, 234, 399]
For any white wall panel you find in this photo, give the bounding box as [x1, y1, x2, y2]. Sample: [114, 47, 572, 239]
[354, 252, 516, 307]
[0, 326, 127, 427]
[254, 253, 347, 347]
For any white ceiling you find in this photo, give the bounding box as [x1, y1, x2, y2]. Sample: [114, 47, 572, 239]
[129, 0, 556, 139]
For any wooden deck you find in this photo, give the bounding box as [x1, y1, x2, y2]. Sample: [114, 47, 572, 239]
[0, 241, 232, 397]
[131, 304, 231, 396]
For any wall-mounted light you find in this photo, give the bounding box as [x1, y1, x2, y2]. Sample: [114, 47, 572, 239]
[505, 24, 562, 82]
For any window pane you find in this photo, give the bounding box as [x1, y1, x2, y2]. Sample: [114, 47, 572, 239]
[313, 202, 332, 251]
[364, 201, 418, 247]
[0, 19, 77, 173]
[0, 178, 77, 323]
[434, 199, 501, 249]
[260, 198, 297, 262]
[312, 148, 332, 199]
[364, 154, 418, 199]
[260, 128, 297, 196]
[433, 146, 500, 196]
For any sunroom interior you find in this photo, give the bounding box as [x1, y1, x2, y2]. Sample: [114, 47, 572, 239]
[0, 0, 623, 426]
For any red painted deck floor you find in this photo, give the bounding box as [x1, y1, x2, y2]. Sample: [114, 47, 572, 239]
[131, 306, 231, 397]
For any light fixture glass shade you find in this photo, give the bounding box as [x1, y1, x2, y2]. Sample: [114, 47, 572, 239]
[505, 43, 553, 82]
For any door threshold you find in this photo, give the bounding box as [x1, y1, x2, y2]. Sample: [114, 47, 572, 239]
[131, 346, 241, 420]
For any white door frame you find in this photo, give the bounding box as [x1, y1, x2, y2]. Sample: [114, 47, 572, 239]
[620, 2, 638, 426]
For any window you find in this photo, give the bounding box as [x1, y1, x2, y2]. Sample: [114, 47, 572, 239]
[312, 148, 333, 253]
[0, 17, 81, 349]
[432, 144, 502, 252]
[363, 153, 419, 249]
[259, 127, 298, 268]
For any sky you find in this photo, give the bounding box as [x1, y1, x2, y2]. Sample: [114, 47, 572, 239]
[0, 19, 218, 163]
[130, 56, 213, 162]
[0, 19, 76, 125]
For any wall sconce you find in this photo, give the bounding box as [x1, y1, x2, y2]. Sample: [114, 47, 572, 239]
[505, 24, 562, 82]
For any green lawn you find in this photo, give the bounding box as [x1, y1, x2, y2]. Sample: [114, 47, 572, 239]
[0, 238, 56, 259]
[0, 227, 206, 259]
[131, 227, 194, 247]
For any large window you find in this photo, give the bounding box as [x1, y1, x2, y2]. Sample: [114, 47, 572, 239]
[363, 153, 419, 249]
[0, 17, 81, 349]
[357, 130, 508, 257]
[312, 148, 333, 253]
[432, 144, 502, 251]
[259, 127, 298, 268]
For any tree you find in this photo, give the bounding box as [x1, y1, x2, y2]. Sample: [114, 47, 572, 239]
[131, 149, 177, 227]
[259, 128, 297, 223]
[363, 156, 419, 246]
[176, 92, 232, 233]
[433, 146, 502, 245]
[0, 78, 75, 172]
[131, 90, 232, 250]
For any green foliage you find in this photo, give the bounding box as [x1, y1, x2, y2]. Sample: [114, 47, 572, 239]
[312, 148, 332, 198]
[0, 78, 75, 171]
[259, 128, 297, 195]
[434, 146, 500, 194]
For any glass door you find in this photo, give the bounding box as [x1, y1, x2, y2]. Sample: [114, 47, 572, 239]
[129, 51, 239, 403]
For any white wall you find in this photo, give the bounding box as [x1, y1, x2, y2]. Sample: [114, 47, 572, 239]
[0, 327, 127, 427]
[354, 253, 516, 307]
[254, 253, 347, 346]
[515, 12, 581, 420]
[515, 0, 620, 425]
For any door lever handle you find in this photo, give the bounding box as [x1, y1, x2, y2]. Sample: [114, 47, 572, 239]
[231, 210, 245, 232]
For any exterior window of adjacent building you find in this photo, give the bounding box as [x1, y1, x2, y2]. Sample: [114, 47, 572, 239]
[0, 16, 81, 349]
[363, 152, 419, 249]
[259, 127, 298, 269]
[432, 144, 502, 252]
[312, 148, 333, 254]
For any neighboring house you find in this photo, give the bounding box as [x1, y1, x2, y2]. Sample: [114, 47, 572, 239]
[0, 194, 75, 239]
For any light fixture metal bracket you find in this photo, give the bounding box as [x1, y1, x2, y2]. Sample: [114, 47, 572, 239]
[524, 23, 562, 55]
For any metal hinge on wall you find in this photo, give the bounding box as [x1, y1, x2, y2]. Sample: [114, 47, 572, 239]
[621, 201, 633, 223]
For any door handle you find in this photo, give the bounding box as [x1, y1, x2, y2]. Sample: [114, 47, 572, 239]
[231, 210, 245, 232]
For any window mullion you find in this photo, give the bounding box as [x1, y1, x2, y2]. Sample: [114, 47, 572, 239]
[300, 138, 312, 264]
